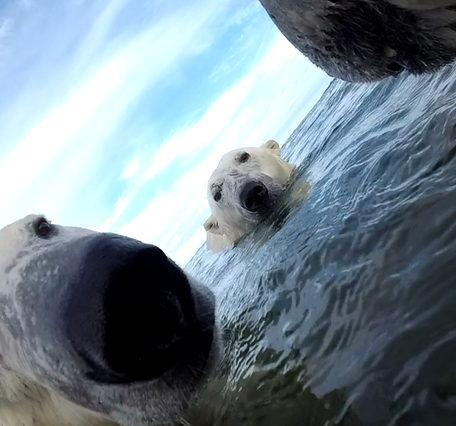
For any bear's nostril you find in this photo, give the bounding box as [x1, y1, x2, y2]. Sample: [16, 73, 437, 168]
[245, 197, 255, 211]
[253, 185, 264, 195]
[103, 273, 189, 382]
[240, 181, 268, 212]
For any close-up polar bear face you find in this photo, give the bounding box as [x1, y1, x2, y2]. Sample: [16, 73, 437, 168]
[0, 214, 220, 426]
[204, 140, 296, 252]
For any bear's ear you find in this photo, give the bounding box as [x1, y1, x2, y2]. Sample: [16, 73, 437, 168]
[204, 215, 223, 235]
[261, 139, 281, 156]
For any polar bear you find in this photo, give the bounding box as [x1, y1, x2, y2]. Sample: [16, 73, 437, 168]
[204, 140, 301, 253]
[0, 214, 220, 426]
[259, 0, 456, 82]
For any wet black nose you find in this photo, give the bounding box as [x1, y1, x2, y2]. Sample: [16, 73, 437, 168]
[65, 234, 196, 384]
[240, 181, 268, 212]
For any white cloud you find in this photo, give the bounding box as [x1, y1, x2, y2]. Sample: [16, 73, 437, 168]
[0, 18, 13, 40]
[256, 34, 300, 75]
[99, 191, 137, 232]
[145, 76, 253, 180]
[173, 227, 208, 266]
[0, 55, 130, 212]
[121, 158, 139, 180]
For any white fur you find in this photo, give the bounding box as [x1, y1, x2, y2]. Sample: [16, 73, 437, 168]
[0, 216, 130, 426]
[0, 376, 112, 426]
[0, 334, 114, 426]
[204, 140, 298, 253]
[0, 215, 219, 426]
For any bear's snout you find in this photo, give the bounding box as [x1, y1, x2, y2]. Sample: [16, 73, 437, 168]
[0, 215, 219, 425]
[240, 180, 269, 212]
[63, 234, 209, 384]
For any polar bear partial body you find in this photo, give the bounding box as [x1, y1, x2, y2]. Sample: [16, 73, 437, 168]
[0, 214, 219, 426]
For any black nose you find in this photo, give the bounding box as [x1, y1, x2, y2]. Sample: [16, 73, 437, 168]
[64, 234, 196, 384]
[240, 181, 268, 212]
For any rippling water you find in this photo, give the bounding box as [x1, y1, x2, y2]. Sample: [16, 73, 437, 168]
[186, 63, 456, 426]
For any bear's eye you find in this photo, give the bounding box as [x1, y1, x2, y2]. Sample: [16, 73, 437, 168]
[33, 217, 53, 238]
[238, 152, 250, 163]
[213, 190, 222, 202]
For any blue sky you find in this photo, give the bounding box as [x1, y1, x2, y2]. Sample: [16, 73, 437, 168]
[0, 0, 332, 266]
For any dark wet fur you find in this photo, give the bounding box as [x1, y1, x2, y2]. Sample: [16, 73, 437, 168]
[259, 0, 456, 82]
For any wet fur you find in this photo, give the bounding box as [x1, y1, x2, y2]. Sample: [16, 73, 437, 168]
[0, 215, 220, 426]
[259, 0, 456, 82]
[204, 140, 299, 253]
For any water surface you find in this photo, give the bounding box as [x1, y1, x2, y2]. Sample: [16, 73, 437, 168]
[187, 63, 456, 426]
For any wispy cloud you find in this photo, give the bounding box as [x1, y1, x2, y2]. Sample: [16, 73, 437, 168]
[0, 55, 131, 212]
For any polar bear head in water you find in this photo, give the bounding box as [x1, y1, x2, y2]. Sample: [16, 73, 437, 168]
[0, 214, 220, 426]
[204, 140, 296, 253]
